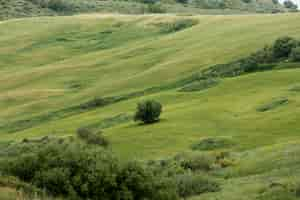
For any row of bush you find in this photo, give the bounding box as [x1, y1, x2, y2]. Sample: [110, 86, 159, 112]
[252, 36, 300, 63]
[0, 138, 220, 200]
[199, 36, 300, 79]
[28, 0, 76, 12]
[240, 36, 300, 72]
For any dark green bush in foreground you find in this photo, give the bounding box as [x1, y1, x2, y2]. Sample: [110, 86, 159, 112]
[175, 174, 220, 199]
[134, 100, 162, 124]
[1, 140, 219, 200]
[175, 152, 215, 171]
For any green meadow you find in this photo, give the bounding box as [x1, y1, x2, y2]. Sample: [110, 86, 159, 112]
[1, 13, 300, 199]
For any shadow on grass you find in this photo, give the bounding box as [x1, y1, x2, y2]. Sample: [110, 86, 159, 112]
[125, 118, 168, 128]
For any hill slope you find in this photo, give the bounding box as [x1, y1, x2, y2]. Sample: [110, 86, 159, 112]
[1, 13, 300, 199]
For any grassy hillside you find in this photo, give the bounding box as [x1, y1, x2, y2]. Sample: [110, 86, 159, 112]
[1, 13, 300, 199]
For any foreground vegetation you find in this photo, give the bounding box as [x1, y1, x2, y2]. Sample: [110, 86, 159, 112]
[0, 137, 221, 199]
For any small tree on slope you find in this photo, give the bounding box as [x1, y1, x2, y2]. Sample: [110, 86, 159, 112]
[134, 100, 162, 124]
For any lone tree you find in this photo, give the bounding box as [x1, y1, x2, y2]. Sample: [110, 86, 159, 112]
[134, 100, 162, 124]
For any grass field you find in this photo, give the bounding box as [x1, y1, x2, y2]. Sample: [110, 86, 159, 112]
[1, 13, 300, 199]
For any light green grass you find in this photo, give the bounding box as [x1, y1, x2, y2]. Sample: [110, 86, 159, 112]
[1, 14, 300, 125]
[1, 13, 300, 157]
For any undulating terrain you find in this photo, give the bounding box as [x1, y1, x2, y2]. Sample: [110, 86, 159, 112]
[1, 13, 300, 199]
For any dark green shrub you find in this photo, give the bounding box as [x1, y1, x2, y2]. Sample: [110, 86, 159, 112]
[76, 127, 92, 139]
[4, 142, 118, 198]
[116, 162, 156, 200]
[176, 0, 189, 4]
[4, 141, 183, 199]
[272, 9, 282, 13]
[28, 0, 49, 8]
[240, 57, 259, 72]
[48, 0, 74, 12]
[159, 19, 198, 33]
[290, 46, 300, 61]
[2, 138, 222, 200]
[147, 159, 185, 178]
[76, 128, 109, 147]
[273, 36, 298, 59]
[141, 0, 159, 4]
[193, 0, 226, 9]
[272, 0, 279, 4]
[175, 174, 220, 199]
[134, 100, 162, 124]
[79, 97, 108, 110]
[34, 168, 71, 196]
[251, 45, 274, 63]
[8, 154, 42, 182]
[175, 152, 215, 171]
[152, 178, 179, 200]
[147, 3, 166, 13]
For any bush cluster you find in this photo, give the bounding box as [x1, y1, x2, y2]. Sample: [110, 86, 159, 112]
[218, 36, 300, 76]
[4, 142, 174, 199]
[273, 36, 298, 58]
[76, 128, 109, 147]
[238, 36, 300, 73]
[2, 141, 220, 200]
[147, 3, 166, 13]
[193, 0, 226, 9]
[175, 152, 215, 171]
[159, 19, 198, 33]
[175, 174, 220, 199]
[28, 0, 75, 12]
[250, 36, 300, 64]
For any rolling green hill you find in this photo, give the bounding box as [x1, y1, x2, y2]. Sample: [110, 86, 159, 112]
[1, 13, 300, 199]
